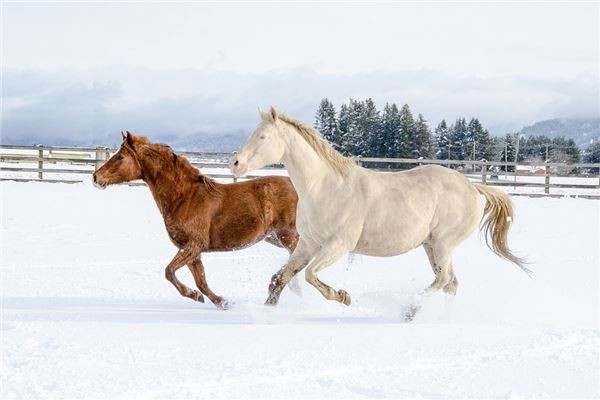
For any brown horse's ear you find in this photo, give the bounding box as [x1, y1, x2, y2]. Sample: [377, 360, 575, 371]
[269, 106, 278, 122]
[126, 131, 134, 146]
[121, 131, 126, 140]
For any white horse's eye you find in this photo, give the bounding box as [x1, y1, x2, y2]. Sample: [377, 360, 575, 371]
[259, 135, 266, 139]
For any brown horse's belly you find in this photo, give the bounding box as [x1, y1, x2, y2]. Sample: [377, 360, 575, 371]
[207, 216, 269, 251]
[207, 235, 265, 252]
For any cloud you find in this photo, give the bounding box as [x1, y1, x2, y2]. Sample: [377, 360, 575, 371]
[2, 67, 598, 147]
[3, 77, 122, 145]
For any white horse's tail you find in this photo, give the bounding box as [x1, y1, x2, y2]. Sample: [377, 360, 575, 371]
[473, 184, 532, 275]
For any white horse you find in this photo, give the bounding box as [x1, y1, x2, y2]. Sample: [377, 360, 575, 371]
[230, 107, 529, 307]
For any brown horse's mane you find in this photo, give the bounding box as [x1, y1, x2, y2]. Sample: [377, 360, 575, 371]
[133, 137, 220, 193]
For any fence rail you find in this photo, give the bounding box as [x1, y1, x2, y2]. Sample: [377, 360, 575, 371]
[1, 144, 599, 198]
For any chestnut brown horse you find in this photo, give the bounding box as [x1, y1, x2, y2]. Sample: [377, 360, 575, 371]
[93, 132, 298, 309]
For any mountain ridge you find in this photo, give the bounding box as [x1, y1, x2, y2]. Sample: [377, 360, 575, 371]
[519, 117, 600, 148]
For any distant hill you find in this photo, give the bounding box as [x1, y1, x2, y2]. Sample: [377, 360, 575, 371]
[169, 132, 247, 152]
[1, 131, 248, 153]
[520, 118, 600, 148]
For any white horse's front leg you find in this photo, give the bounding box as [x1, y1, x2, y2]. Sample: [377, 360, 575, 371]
[304, 243, 350, 305]
[266, 239, 316, 305]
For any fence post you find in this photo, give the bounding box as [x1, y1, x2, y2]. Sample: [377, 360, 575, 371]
[545, 162, 550, 194]
[481, 159, 487, 185]
[36, 144, 43, 180]
[95, 147, 101, 171]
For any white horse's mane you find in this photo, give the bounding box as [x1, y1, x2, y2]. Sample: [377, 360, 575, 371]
[277, 113, 354, 176]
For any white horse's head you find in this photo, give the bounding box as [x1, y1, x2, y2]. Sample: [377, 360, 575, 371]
[230, 106, 286, 177]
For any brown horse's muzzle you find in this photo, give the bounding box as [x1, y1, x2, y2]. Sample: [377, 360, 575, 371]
[92, 172, 107, 190]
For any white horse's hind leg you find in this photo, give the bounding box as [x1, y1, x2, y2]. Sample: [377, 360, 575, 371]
[423, 242, 458, 294]
[443, 270, 458, 295]
[304, 245, 350, 305]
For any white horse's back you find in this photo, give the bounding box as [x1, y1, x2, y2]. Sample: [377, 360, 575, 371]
[351, 165, 483, 257]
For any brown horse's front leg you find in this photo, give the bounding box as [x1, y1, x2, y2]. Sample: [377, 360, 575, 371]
[188, 257, 228, 309]
[164, 248, 203, 302]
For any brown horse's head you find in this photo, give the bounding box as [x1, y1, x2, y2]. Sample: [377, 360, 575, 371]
[93, 131, 146, 189]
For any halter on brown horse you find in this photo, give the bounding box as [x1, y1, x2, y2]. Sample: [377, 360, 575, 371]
[93, 131, 298, 309]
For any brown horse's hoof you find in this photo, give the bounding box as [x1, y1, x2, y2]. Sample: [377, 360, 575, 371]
[338, 290, 351, 306]
[195, 291, 205, 303]
[215, 299, 230, 310]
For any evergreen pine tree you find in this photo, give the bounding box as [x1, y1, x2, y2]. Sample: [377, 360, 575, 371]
[341, 99, 366, 156]
[414, 114, 433, 158]
[489, 135, 502, 162]
[338, 104, 350, 155]
[479, 128, 496, 161]
[382, 103, 402, 158]
[398, 104, 416, 158]
[583, 142, 600, 173]
[434, 120, 451, 160]
[499, 133, 517, 171]
[449, 118, 468, 161]
[361, 98, 382, 157]
[550, 137, 580, 163]
[313, 98, 340, 151]
[465, 118, 483, 160]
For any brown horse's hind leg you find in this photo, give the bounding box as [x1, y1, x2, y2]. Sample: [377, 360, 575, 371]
[277, 229, 299, 253]
[164, 248, 203, 302]
[188, 257, 227, 309]
[264, 229, 298, 252]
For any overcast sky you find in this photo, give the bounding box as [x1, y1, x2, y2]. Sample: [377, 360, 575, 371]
[2, 2, 599, 145]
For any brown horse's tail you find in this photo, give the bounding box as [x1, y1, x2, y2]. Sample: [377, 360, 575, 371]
[473, 184, 532, 276]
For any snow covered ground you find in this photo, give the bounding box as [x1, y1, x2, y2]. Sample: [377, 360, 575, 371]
[2, 181, 599, 399]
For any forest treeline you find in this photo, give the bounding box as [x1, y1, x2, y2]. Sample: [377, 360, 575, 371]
[313, 98, 600, 168]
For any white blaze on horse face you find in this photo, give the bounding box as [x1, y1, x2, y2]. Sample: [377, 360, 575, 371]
[231, 116, 285, 177]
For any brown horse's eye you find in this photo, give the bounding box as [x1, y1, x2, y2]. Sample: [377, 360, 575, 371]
[116, 154, 124, 161]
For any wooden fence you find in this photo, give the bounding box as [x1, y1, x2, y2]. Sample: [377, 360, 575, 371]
[1, 144, 599, 198]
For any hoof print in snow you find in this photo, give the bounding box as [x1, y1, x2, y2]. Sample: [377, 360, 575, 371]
[403, 304, 421, 322]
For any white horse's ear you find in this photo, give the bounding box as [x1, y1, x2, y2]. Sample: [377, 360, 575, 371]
[269, 106, 278, 122]
[259, 106, 271, 122]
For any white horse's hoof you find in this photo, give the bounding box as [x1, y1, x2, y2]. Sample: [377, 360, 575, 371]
[264, 294, 279, 306]
[338, 290, 351, 306]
